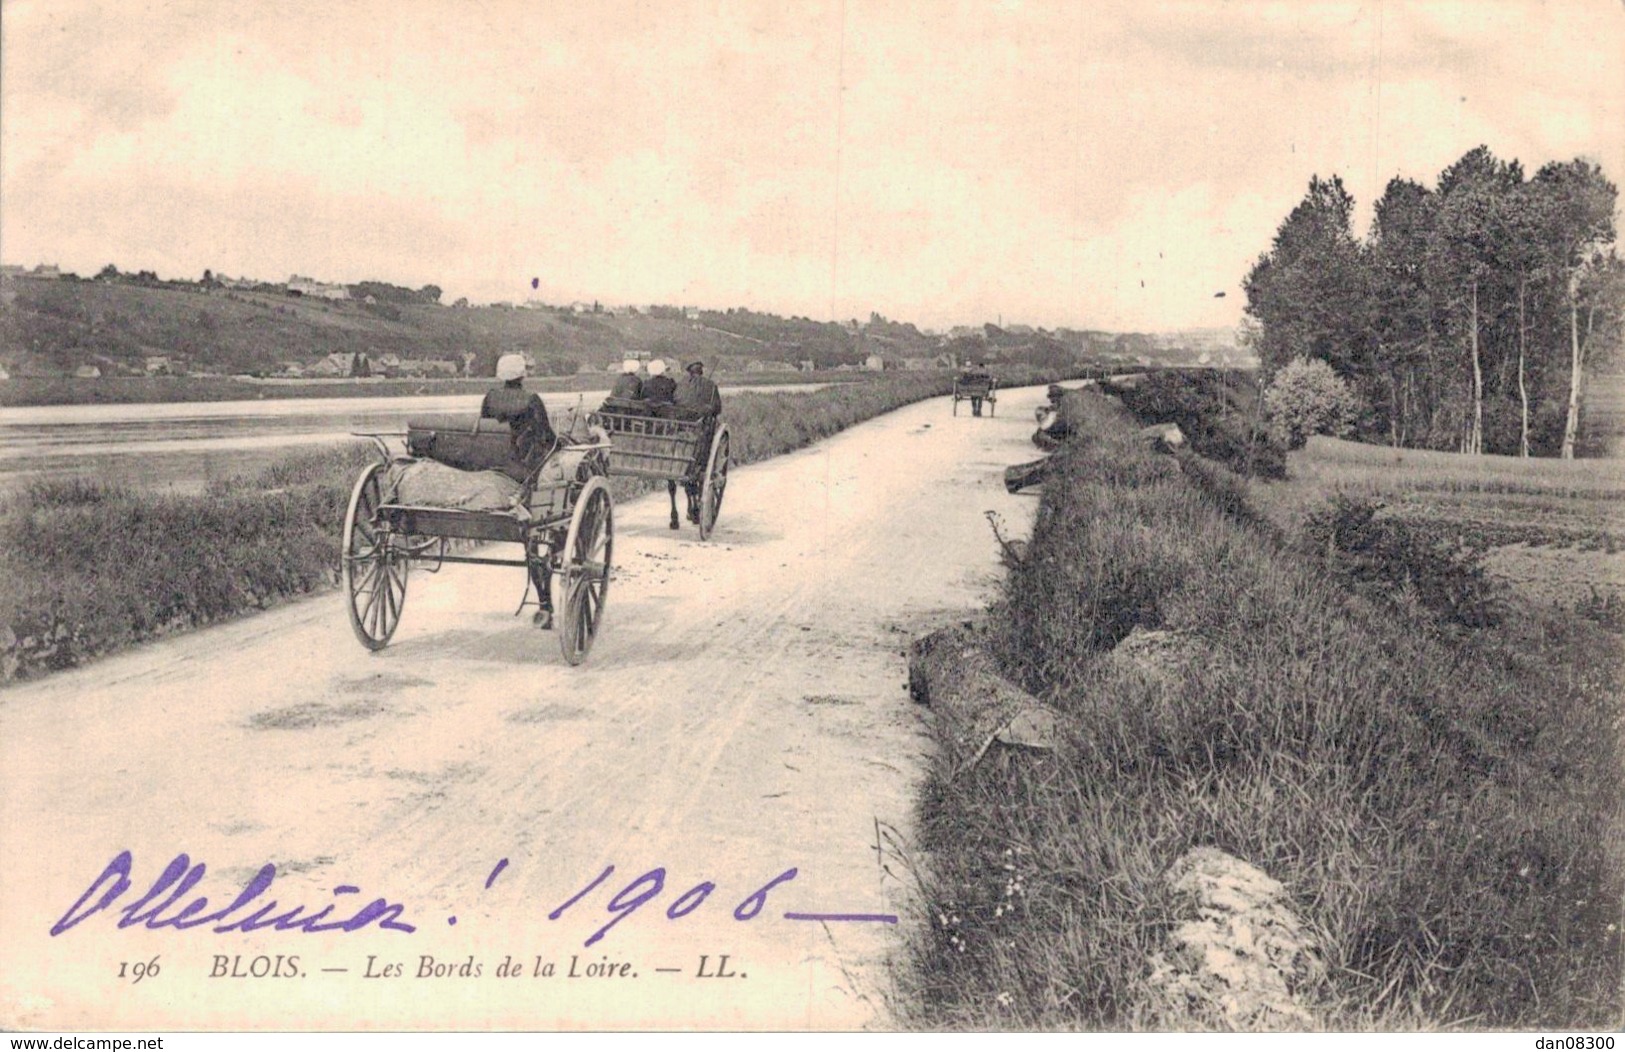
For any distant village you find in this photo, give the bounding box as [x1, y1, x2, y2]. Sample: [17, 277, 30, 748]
[0, 262, 1245, 383]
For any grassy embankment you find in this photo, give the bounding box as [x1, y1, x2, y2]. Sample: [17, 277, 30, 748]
[905, 386, 1622, 1029]
[0, 369, 1072, 682]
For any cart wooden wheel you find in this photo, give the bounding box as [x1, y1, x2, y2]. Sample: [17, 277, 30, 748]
[342, 462, 409, 650]
[698, 423, 730, 541]
[557, 476, 613, 666]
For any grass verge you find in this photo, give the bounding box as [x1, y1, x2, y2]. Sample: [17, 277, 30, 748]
[903, 387, 1623, 1029]
[0, 368, 1074, 682]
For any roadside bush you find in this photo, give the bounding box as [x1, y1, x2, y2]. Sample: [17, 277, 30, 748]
[1105, 369, 1287, 479]
[1299, 494, 1505, 629]
[1263, 357, 1361, 449]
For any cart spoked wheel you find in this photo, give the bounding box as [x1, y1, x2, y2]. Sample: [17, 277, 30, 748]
[342, 462, 409, 650]
[557, 476, 613, 666]
[698, 424, 730, 541]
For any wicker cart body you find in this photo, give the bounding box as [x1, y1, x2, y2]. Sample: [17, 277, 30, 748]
[592, 407, 731, 540]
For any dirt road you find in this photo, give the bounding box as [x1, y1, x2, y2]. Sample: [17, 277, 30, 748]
[1, 386, 1051, 1031]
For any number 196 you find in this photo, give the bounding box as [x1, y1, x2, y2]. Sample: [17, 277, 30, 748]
[117, 955, 161, 983]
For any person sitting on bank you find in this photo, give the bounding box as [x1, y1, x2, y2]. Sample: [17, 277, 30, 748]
[609, 358, 643, 401]
[642, 358, 677, 406]
[483, 353, 558, 628]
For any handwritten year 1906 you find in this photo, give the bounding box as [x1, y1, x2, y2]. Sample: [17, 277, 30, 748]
[51, 851, 896, 948]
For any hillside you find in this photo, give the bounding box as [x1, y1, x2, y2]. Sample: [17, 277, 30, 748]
[0, 274, 1172, 385]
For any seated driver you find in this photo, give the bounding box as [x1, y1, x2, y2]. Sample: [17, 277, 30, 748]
[642, 358, 676, 406]
[608, 358, 644, 401]
[673, 360, 723, 523]
[483, 353, 558, 628]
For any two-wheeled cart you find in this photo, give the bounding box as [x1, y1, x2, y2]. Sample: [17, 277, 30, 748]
[590, 405, 730, 540]
[341, 425, 614, 665]
[952, 376, 997, 416]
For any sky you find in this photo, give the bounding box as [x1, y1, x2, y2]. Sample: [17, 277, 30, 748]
[2, 0, 1622, 332]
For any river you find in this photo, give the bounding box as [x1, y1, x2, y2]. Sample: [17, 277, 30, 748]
[0, 385, 828, 495]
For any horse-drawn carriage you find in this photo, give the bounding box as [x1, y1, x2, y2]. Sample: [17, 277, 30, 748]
[590, 402, 730, 540]
[952, 374, 997, 416]
[342, 416, 614, 664]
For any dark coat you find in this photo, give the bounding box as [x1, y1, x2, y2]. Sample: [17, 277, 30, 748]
[481, 381, 555, 467]
[643, 374, 677, 405]
[674, 374, 722, 417]
[610, 373, 644, 400]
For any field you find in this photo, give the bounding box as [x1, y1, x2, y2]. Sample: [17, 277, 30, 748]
[1250, 435, 1624, 609]
[903, 387, 1623, 1030]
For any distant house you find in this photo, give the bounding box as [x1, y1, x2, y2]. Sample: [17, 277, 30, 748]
[683, 307, 701, 321]
[745, 359, 797, 373]
[798, 360, 815, 372]
[279, 362, 306, 378]
[0, 264, 25, 278]
[0, 362, 11, 380]
[1005, 324, 1035, 336]
[74, 365, 102, 379]
[305, 356, 346, 378]
[374, 353, 402, 371]
[288, 274, 350, 300]
[32, 264, 61, 280]
[864, 354, 891, 372]
[144, 356, 173, 375]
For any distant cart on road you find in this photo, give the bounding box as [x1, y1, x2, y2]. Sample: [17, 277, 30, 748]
[591, 402, 731, 540]
[952, 374, 997, 417]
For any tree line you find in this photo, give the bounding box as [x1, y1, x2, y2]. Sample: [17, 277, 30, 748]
[1244, 146, 1622, 457]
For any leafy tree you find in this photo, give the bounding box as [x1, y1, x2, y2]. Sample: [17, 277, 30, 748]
[1368, 178, 1442, 446]
[1530, 160, 1617, 458]
[1243, 175, 1374, 381]
[1425, 146, 1524, 454]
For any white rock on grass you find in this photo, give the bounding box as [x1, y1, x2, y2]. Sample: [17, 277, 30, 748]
[1145, 846, 1325, 1030]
